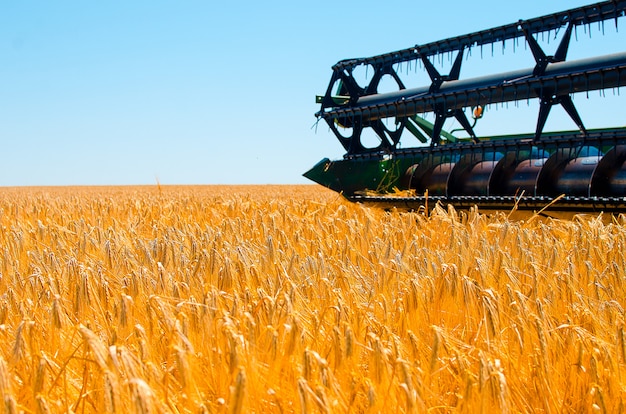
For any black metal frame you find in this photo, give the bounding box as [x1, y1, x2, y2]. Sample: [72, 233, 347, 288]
[316, 1, 626, 154]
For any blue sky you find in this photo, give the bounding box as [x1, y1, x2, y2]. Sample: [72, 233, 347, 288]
[1, 1, 624, 186]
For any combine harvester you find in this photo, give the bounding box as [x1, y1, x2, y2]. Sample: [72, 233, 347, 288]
[305, 1, 626, 213]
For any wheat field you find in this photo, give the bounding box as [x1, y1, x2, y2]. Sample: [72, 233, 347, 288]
[0, 185, 624, 413]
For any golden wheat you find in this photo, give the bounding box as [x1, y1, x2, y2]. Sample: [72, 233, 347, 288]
[0, 185, 624, 412]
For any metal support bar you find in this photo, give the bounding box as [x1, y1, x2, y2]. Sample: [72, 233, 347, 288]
[320, 53, 626, 124]
[331, 1, 626, 72]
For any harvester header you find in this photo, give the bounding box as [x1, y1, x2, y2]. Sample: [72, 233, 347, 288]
[305, 1, 626, 213]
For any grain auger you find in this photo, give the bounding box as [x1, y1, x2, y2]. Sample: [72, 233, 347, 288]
[304, 1, 626, 213]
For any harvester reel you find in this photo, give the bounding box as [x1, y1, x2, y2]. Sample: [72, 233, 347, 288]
[307, 1, 626, 213]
